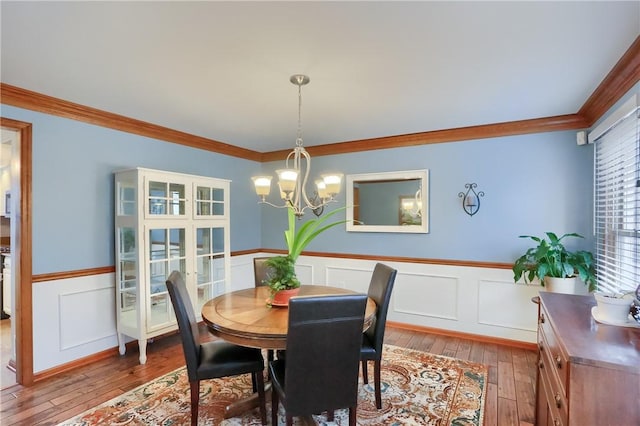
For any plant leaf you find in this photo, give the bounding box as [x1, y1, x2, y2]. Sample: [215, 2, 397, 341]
[284, 205, 296, 250]
[287, 206, 348, 260]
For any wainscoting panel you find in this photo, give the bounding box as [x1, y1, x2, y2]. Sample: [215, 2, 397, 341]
[236, 254, 538, 344]
[32, 273, 118, 373]
[59, 285, 115, 351]
[293, 262, 313, 285]
[230, 257, 255, 291]
[325, 266, 373, 293]
[477, 279, 540, 332]
[394, 272, 459, 320]
[31, 255, 541, 375]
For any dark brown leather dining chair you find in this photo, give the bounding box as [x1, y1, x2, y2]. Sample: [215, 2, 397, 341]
[360, 262, 397, 409]
[269, 294, 367, 426]
[166, 271, 267, 426]
[253, 257, 272, 287]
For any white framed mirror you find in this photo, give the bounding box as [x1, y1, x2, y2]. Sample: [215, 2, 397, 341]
[346, 169, 429, 233]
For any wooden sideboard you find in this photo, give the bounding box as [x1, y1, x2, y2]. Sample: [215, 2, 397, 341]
[536, 292, 640, 426]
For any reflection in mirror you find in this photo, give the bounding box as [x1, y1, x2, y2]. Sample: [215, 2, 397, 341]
[346, 170, 429, 233]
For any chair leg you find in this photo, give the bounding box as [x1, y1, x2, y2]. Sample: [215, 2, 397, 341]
[374, 358, 382, 409]
[286, 415, 293, 426]
[349, 406, 357, 426]
[271, 385, 279, 426]
[189, 380, 200, 426]
[327, 410, 334, 421]
[252, 372, 258, 393]
[361, 359, 369, 384]
[254, 372, 267, 425]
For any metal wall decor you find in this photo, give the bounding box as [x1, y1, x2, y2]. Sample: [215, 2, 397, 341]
[458, 183, 484, 217]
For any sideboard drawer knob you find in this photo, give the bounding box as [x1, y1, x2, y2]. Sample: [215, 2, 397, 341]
[555, 355, 562, 369]
[555, 393, 562, 409]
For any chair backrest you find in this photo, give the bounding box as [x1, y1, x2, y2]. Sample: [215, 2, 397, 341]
[284, 294, 367, 416]
[253, 257, 273, 287]
[365, 263, 397, 353]
[166, 270, 201, 382]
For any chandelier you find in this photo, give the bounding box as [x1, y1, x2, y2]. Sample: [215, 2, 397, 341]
[402, 188, 423, 218]
[252, 74, 343, 217]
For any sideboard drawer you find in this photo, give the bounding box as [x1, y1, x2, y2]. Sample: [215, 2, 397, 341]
[538, 305, 569, 395]
[538, 353, 567, 426]
[538, 336, 568, 425]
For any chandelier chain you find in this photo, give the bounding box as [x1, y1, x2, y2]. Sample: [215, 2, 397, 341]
[296, 79, 303, 147]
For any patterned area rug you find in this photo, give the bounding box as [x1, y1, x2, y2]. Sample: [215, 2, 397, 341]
[58, 345, 487, 425]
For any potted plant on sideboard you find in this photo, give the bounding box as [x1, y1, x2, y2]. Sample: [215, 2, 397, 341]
[592, 290, 635, 325]
[592, 283, 639, 325]
[512, 232, 597, 294]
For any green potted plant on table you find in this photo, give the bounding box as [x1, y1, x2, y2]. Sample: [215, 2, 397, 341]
[265, 205, 348, 306]
[512, 232, 597, 294]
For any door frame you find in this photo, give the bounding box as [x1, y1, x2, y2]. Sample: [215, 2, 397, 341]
[1, 117, 33, 386]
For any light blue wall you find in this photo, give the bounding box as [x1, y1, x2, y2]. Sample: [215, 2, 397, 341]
[0, 105, 263, 274]
[11, 90, 638, 270]
[259, 130, 595, 263]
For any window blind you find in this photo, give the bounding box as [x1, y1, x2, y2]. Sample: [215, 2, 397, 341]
[593, 101, 639, 295]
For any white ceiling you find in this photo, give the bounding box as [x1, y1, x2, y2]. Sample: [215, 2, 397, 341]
[1, 1, 639, 153]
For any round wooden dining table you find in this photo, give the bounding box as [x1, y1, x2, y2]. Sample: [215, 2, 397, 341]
[201, 285, 377, 350]
[201, 285, 377, 419]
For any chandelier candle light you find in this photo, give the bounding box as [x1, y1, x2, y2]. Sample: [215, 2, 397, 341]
[252, 75, 343, 217]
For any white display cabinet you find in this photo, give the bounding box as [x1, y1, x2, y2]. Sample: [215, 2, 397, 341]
[114, 167, 230, 364]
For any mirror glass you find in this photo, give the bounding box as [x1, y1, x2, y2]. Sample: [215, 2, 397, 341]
[346, 170, 429, 233]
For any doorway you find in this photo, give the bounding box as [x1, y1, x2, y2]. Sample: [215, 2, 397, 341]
[0, 130, 16, 388]
[0, 117, 33, 387]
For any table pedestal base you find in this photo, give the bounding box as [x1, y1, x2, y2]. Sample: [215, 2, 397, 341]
[223, 383, 315, 425]
[223, 383, 271, 419]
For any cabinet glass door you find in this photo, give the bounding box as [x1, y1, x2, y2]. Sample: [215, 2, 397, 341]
[195, 226, 226, 310]
[117, 227, 138, 328]
[147, 227, 186, 330]
[117, 184, 136, 216]
[194, 185, 225, 217]
[148, 180, 186, 217]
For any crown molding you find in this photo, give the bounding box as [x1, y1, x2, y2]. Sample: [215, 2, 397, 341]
[261, 114, 588, 162]
[0, 83, 262, 162]
[579, 35, 640, 126]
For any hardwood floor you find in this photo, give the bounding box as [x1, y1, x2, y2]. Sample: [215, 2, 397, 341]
[0, 318, 16, 389]
[0, 325, 538, 425]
